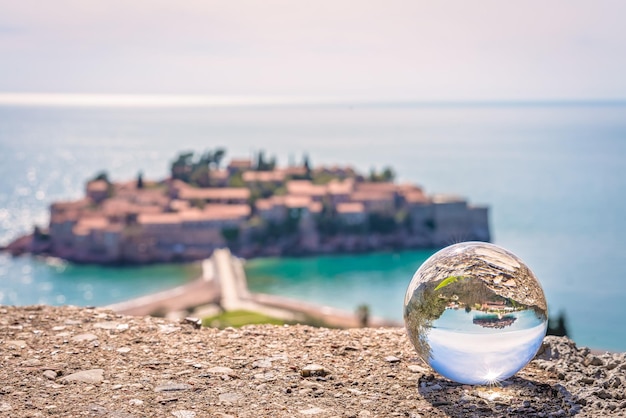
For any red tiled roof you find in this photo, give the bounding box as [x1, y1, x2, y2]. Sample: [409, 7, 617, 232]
[211, 170, 229, 180]
[169, 179, 189, 190]
[397, 183, 423, 193]
[327, 179, 355, 195]
[169, 199, 191, 212]
[404, 191, 429, 204]
[354, 182, 398, 193]
[178, 205, 250, 222]
[138, 213, 181, 225]
[242, 171, 286, 183]
[278, 166, 307, 176]
[228, 159, 252, 169]
[255, 198, 274, 211]
[51, 199, 90, 212]
[73, 216, 110, 235]
[178, 187, 250, 201]
[203, 204, 250, 219]
[86, 180, 108, 192]
[309, 202, 323, 213]
[432, 194, 465, 204]
[336, 202, 365, 214]
[286, 180, 326, 197]
[350, 191, 394, 202]
[284, 195, 312, 208]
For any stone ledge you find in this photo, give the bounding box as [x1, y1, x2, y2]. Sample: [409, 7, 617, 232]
[1, 305, 624, 417]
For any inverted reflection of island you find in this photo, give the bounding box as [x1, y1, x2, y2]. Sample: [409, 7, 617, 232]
[472, 313, 516, 329]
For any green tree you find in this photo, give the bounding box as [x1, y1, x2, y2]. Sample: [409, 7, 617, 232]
[367, 166, 395, 182]
[368, 213, 397, 234]
[228, 172, 245, 188]
[213, 148, 226, 169]
[171, 151, 194, 181]
[356, 304, 370, 327]
[303, 153, 312, 179]
[382, 166, 395, 181]
[92, 171, 110, 183]
[190, 165, 210, 187]
[548, 311, 569, 337]
[136, 171, 144, 189]
[221, 227, 240, 247]
[404, 286, 447, 361]
[255, 150, 277, 171]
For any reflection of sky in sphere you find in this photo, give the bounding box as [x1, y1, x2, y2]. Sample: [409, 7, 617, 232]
[427, 322, 547, 385]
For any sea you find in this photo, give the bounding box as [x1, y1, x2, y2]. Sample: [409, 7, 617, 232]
[0, 100, 625, 351]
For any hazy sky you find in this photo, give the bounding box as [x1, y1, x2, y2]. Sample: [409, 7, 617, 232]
[1, 1, 625, 101]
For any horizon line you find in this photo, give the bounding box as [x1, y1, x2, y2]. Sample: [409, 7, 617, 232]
[0, 92, 625, 108]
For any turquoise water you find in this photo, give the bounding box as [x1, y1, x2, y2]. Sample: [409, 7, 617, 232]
[0, 103, 625, 351]
[0, 253, 199, 306]
[245, 250, 434, 320]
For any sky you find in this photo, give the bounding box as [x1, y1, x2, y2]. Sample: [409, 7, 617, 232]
[428, 323, 546, 384]
[1, 0, 625, 101]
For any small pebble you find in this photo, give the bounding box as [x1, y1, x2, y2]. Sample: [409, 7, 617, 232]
[207, 366, 234, 375]
[183, 317, 202, 329]
[407, 365, 428, 373]
[5, 340, 27, 349]
[301, 364, 328, 377]
[299, 407, 325, 415]
[43, 370, 57, 380]
[71, 333, 98, 343]
[252, 359, 273, 368]
[172, 411, 196, 418]
[61, 369, 104, 384]
[219, 392, 242, 403]
[154, 383, 193, 392]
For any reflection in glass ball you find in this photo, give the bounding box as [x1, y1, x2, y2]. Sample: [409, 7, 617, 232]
[403, 242, 548, 385]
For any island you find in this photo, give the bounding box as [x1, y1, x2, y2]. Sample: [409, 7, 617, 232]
[4, 149, 490, 264]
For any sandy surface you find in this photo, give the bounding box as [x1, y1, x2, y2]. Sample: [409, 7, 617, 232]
[1, 305, 625, 417]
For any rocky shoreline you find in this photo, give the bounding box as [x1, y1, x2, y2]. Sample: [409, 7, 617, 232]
[1, 305, 625, 417]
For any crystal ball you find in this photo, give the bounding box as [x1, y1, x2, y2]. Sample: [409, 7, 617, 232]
[404, 242, 548, 385]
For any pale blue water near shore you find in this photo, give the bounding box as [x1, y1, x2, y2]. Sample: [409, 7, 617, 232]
[0, 101, 625, 351]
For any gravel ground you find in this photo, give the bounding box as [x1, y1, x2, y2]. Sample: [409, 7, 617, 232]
[1, 305, 624, 417]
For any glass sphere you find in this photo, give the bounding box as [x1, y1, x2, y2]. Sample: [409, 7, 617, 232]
[404, 242, 548, 385]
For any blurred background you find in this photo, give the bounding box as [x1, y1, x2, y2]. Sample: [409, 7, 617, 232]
[0, 1, 625, 351]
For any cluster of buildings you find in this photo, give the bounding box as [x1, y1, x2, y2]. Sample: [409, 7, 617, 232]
[41, 158, 489, 264]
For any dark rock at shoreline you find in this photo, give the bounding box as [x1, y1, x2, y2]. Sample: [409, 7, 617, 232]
[2, 234, 33, 256]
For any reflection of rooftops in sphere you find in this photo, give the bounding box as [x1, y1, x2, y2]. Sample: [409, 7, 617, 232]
[410, 242, 548, 313]
[472, 313, 517, 329]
